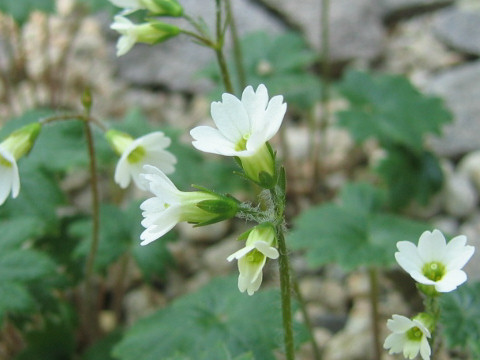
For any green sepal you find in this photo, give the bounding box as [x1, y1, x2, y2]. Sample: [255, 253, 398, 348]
[196, 199, 237, 216]
[191, 214, 228, 228]
[237, 228, 254, 242]
[258, 171, 276, 189]
[233, 156, 243, 168]
[151, 0, 183, 16]
[417, 283, 440, 298]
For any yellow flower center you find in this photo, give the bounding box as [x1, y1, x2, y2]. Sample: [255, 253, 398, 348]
[127, 146, 146, 164]
[422, 261, 446, 282]
[246, 249, 264, 264]
[235, 134, 250, 152]
[406, 326, 423, 341]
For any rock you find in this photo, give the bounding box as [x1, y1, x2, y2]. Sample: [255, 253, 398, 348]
[442, 171, 478, 217]
[202, 236, 240, 275]
[433, 8, 480, 56]
[259, 0, 385, 63]
[285, 126, 311, 160]
[111, 0, 285, 92]
[458, 150, 480, 192]
[458, 212, 480, 282]
[177, 220, 231, 243]
[123, 286, 166, 325]
[381, 0, 454, 20]
[428, 61, 480, 156]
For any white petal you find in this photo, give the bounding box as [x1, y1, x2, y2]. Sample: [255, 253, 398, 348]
[435, 269, 467, 292]
[403, 340, 420, 359]
[136, 131, 171, 149]
[418, 229, 446, 262]
[384, 333, 406, 353]
[419, 337, 431, 360]
[387, 315, 414, 333]
[226, 245, 255, 262]
[395, 241, 423, 274]
[140, 207, 180, 245]
[116, 34, 137, 56]
[0, 166, 13, 205]
[247, 270, 263, 295]
[444, 235, 475, 271]
[211, 93, 251, 143]
[262, 95, 287, 140]
[254, 241, 279, 259]
[114, 157, 131, 188]
[10, 160, 20, 198]
[241, 84, 268, 131]
[409, 270, 436, 286]
[142, 150, 177, 175]
[190, 126, 239, 156]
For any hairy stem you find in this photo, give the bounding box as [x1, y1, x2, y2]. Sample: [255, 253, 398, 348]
[225, 0, 246, 89]
[215, 0, 234, 93]
[368, 267, 382, 360]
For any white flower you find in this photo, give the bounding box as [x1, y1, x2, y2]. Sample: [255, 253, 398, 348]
[107, 130, 176, 190]
[384, 314, 431, 360]
[227, 223, 279, 295]
[140, 165, 238, 245]
[190, 84, 286, 186]
[395, 229, 475, 293]
[0, 146, 20, 205]
[110, 16, 180, 56]
[108, 0, 182, 16]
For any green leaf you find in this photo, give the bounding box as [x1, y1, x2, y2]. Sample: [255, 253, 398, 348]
[376, 148, 444, 209]
[113, 276, 304, 360]
[289, 182, 430, 270]
[71, 204, 133, 273]
[83, 330, 123, 360]
[0, 282, 34, 321]
[0, 249, 56, 282]
[0, 217, 44, 251]
[440, 281, 480, 357]
[0, 0, 55, 25]
[337, 71, 452, 153]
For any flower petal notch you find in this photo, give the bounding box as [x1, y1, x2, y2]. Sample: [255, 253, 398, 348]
[384, 314, 432, 360]
[106, 130, 177, 190]
[395, 229, 475, 294]
[227, 223, 279, 296]
[190, 84, 287, 187]
[139, 165, 238, 245]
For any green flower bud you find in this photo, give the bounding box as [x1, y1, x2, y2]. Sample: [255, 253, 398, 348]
[0, 123, 41, 160]
[142, 0, 183, 16]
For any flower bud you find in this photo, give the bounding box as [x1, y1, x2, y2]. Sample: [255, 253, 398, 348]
[0, 123, 41, 160]
[142, 0, 183, 16]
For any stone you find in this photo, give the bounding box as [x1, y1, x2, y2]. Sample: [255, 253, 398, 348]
[427, 61, 480, 156]
[381, 0, 454, 20]
[433, 8, 480, 56]
[111, 0, 285, 92]
[459, 212, 480, 282]
[458, 150, 480, 192]
[258, 0, 385, 63]
[441, 170, 478, 217]
[202, 236, 240, 275]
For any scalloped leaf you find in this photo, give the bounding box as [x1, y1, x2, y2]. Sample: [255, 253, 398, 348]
[113, 276, 306, 360]
[289, 182, 429, 270]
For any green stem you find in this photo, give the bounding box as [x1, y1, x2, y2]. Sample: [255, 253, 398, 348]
[215, 0, 234, 93]
[368, 267, 382, 360]
[224, 0, 246, 89]
[270, 180, 295, 360]
[292, 275, 322, 360]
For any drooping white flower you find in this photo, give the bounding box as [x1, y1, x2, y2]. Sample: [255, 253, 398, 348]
[139, 165, 238, 245]
[384, 314, 432, 360]
[0, 123, 41, 206]
[0, 146, 20, 206]
[190, 84, 287, 187]
[395, 229, 475, 293]
[227, 223, 279, 295]
[110, 15, 180, 56]
[106, 130, 176, 190]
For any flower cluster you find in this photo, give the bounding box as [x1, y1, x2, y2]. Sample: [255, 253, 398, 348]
[108, 0, 182, 56]
[384, 229, 475, 359]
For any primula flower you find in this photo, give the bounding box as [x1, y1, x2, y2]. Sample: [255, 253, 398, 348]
[110, 15, 180, 56]
[190, 84, 287, 187]
[139, 165, 238, 245]
[384, 314, 432, 360]
[227, 223, 279, 295]
[108, 0, 183, 16]
[106, 130, 176, 190]
[0, 123, 41, 206]
[395, 229, 475, 293]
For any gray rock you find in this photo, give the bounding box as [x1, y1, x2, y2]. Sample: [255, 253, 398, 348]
[428, 61, 480, 156]
[381, 0, 454, 19]
[442, 171, 478, 217]
[433, 8, 480, 56]
[258, 0, 385, 63]
[459, 212, 480, 282]
[112, 0, 285, 92]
